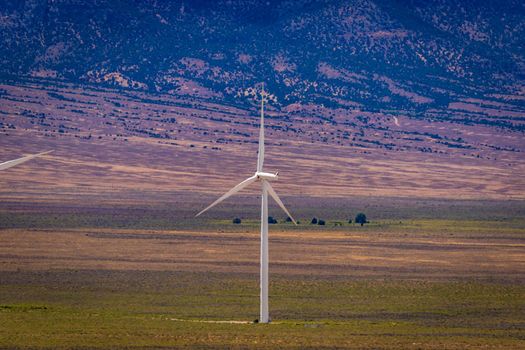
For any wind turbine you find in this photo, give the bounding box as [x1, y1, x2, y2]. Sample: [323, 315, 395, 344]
[196, 83, 297, 324]
[0, 150, 53, 171]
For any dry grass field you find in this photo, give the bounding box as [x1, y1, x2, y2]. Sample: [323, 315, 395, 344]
[1, 225, 524, 279]
[0, 199, 524, 349]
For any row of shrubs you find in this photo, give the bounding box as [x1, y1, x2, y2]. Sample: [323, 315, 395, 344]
[232, 213, 368, 226]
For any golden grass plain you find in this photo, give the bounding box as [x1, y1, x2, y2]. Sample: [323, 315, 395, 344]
[1, 226, 523, 281]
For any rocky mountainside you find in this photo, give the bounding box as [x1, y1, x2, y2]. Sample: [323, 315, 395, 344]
[1, 1, 524, 110]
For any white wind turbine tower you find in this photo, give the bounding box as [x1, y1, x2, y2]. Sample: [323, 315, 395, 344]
[0, 150, 53, 171]
[196, 83, 297, 323]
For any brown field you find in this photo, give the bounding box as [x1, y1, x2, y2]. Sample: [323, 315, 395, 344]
[1, 199, 524, 349]
[1, 220, 523, 281]
[1, 196, 524, 281]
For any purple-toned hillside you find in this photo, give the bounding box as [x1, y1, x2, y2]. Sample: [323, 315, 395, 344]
[1, 1, 524, 107]
[0, 0, 524, 200]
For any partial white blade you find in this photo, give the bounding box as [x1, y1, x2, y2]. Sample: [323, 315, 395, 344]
[196, 175, 257, 217]
[265, 181, 297, 225]
[256, 84, 265, 172]
[0, 150, 53, 171]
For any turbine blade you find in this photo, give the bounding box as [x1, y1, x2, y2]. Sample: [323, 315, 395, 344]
[0, 150, 53, 171]
[196, 175, 257, 217]
[265, 181, 297, 225]
[256, 83, 265, 172]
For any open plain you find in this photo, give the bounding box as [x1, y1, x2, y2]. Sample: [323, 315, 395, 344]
[1, 198, 524, 349]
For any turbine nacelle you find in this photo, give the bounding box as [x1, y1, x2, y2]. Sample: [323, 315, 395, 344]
[255, 171, 278, 181]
